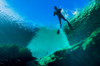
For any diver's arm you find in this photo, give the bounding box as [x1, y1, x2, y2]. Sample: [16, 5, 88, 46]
[59, 9, 62, 12]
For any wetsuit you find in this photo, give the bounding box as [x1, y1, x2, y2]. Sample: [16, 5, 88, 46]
[54, 8, 73, 30]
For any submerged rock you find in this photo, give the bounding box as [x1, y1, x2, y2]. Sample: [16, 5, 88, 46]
[38, 27, 100, 66]
[37, 0, 100, 66]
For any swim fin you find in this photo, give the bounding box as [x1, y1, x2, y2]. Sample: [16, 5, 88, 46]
[57, 29, 60, 34]
[67, 22, 73, 30]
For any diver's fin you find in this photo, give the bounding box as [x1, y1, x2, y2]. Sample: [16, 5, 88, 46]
[67, 22, 73, 30]
[57, 29, 60, 34]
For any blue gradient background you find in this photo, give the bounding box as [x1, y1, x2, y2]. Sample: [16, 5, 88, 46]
[6, 0, 89, 26]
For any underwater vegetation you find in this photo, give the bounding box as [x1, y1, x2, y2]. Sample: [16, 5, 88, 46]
[0, 44, 36, 66]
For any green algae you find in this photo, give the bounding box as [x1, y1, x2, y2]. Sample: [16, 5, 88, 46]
[82, 28, 100, 50]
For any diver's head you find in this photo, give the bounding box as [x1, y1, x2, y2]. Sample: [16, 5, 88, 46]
[54, 6, 57, 10]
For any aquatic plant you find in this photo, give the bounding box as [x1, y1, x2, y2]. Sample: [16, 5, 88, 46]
[0, 44, 36, 66]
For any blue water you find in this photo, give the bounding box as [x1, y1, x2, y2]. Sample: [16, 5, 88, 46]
[6, 0, 89, 26]
[27, 27, 70, 58]
[0, 0, 90, 58]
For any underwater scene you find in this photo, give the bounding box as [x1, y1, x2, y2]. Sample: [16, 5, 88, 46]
[0, 0, 100, 66]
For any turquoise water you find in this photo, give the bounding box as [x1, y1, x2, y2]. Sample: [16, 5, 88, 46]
[0, 0, 71, 58]
[0, 0, 90, 58]
[27, 27, 70, 58]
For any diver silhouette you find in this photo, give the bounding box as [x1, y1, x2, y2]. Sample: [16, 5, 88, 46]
[54, 6, 73, 34]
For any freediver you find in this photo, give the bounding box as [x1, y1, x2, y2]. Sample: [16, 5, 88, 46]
[53, 6, 73, 34]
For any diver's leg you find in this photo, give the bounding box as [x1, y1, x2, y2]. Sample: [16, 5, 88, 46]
[58, 18, 62, 28]
[62, 16, 73, 30]
[57, 18, 61, 34]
